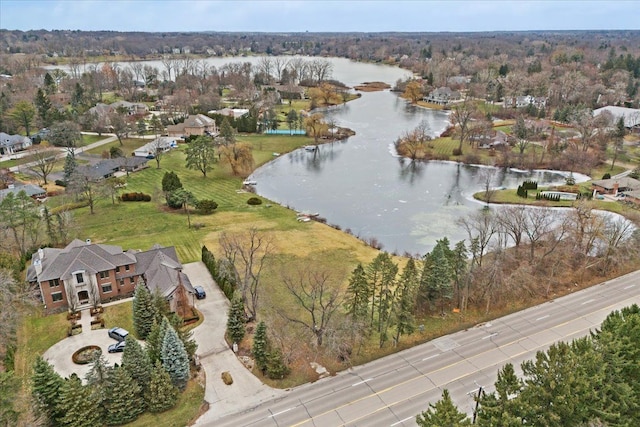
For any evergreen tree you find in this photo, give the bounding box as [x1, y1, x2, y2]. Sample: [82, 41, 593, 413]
[161, 170, 183, 192]
[477, 363, 524, 426]
[252, 321, 268, 373]
[375, 253, 398, 347]
[168, 312, 198, 361]
[122, 335, 153, 392]
[84, 354, 111, 420]
[344, 264, 370, 321]
[266, 348, 290, 380]
[227, 294, 246, 344]
[133, 282, 156, 339]
[151, 290, 172, 325]
[161, 325, 190, 390]
[219, 117, 236, 145]
[0, 371, 19, 426]
[416, 389, 471, 427]
[31, 356, 65, 424]
[393, 258, 419, 344]
[63, 150, 77, 183]
[104, 366, 144, 425]
[43, 206, 58, 246]
[136, 118, 147, 136]
[35, 88, 53, 128]
[422, 242, 453, 314]
[44, 72, 56, 94]
[146, 316, 170, 364]
[145, 361, 179, 413]
[56, 374, 102, 427]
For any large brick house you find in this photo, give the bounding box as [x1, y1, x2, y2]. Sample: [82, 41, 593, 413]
[27, 239, 195, 315]
[166, 114, 218, 138]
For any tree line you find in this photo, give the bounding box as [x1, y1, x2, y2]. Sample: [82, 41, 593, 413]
[416, 304, 640, 427]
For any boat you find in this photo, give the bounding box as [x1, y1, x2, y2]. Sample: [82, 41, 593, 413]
[243, 179, 257, 186]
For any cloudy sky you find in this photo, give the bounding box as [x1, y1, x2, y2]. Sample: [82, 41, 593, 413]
[1, 0, 639, 32]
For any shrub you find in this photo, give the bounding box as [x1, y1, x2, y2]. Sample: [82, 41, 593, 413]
[602, 173, 611, 180]
[54, 179, 67, 187]
[221, 371, 233, 385]
[452, 148, 462, 156]
[196, 199, 218, 214]
[247, 197, 262, 205]
[120, 192, 151, 202]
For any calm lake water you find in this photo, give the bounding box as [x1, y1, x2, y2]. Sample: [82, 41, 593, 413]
[250, 89, 575, 255]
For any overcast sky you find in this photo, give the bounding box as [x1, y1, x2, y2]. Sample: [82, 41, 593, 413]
[1, 0, 639, 33]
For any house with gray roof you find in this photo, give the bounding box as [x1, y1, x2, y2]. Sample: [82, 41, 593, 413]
[76, 157, 149, 181]
[0, 132, 32, 155]
[27, 239, 195, 314]
[593, 106, 640, 132]
[591, 177, 640, 195]
[423, 87, 461, 105]
[0, 183, 46, 201]
[166, 114, 218, 137]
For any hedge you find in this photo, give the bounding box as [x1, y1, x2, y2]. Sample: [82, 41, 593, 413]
[120, 192, 151, 202]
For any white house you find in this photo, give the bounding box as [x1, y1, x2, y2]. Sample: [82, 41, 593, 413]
[133, 137, 178, 158]
[593, 106, 640, 132]
[0, 132, 32, 155]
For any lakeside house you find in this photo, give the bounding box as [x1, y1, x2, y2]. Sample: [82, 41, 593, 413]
[591, 177, 640, 196]
[27, 239, 196, 316]
[423, 87, 461, 105]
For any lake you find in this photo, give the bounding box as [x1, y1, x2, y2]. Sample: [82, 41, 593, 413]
[48, 56, 580, 255]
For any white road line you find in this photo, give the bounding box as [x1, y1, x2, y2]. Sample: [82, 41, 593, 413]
[390, 416, 414, 426]
[624, 284, 636, 289]
[422, 354, 440, 361]
[581, 299, 595, 305]
[268, 407, 294, 418]
[482, 332, 499, 340]
[536, 315, 550, 321]
[352, 378, 373, 387]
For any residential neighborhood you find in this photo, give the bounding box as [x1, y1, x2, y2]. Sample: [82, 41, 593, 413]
[1, 14, 640, 427]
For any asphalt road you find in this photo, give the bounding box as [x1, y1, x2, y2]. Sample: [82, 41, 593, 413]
[212, 269, 640, 427]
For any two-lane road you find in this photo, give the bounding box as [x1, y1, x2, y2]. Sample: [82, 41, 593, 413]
[211, 270, 640, 427]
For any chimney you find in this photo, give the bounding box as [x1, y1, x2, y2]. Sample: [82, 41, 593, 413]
[613, 182, 619, 196]
[38, 248, 44, 259]
[86, 239, 92, 245]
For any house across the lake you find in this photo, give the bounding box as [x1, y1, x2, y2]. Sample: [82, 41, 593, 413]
[591, 177, 640, 196]
[27, 239, 196, 317]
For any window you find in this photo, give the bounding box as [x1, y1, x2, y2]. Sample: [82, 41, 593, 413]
[125, 264, 130, 272]
[119, 279, 125, 287]
[129, 277, 135, 284]
[102, 283, 112, 293]
[51, 292, 63, 302]
[116, 266, 120, 273]
[49, 278, 60, 288]
[99, 271, 109, 279]
[75, 273, 84, 284]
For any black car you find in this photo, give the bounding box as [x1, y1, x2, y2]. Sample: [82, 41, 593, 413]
[108, 341, 126, 353]
[194, 286, 206, 299]
[108, 327, 129, 342]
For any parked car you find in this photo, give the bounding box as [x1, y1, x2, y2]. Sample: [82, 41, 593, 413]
[194, 286, 206, 299]
[108, 327, 129, 342]
[108, 341, 126, 353]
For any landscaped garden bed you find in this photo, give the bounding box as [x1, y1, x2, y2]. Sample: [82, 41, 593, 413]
[72, 345, 102, 364]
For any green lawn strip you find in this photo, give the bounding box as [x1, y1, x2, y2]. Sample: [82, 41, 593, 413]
[122, 378, 204, 427]
[83, 137, 149, 156]
[102, 301, 135, 334]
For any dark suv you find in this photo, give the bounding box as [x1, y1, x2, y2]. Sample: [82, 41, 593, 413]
[194, 286, 206, 299]
[108, 327, 129, 342]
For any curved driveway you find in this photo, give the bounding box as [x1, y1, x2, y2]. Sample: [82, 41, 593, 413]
[184, 262, 283, 424]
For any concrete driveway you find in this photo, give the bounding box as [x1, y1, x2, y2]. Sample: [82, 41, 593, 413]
[184, 262, 283, 424]
[42, 313, 127, 381]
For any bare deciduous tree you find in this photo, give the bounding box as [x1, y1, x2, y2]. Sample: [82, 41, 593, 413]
[218, 228, 273, 321]
[279, 268, 342, 347]
[26, 146, 59, 185]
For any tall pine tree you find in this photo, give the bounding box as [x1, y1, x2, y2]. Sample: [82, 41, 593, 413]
[104, 366, 144, 425]
[122, 335, 152, 392]
[145, 361, 179, 413]
[393, 258, 419, 344]
[252, 321, 268, 373]
[56, 374, 102, 427]
[416, 389, 471, 427]
[133, 281, 156, 339]
[161, 325, 190, 390]
[344, 264, 370, 321]
[146, 316, 170, 364]
[227, 294, 246, 344]
[31, 356, 65, 424]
